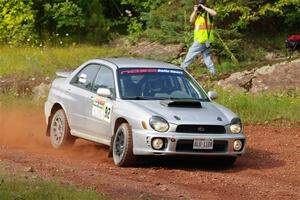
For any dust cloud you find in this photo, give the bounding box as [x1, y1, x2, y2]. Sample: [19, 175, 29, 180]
[0, 108, 110, 162]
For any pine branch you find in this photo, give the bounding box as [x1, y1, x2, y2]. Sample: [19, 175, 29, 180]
[215, 31, 239, 64]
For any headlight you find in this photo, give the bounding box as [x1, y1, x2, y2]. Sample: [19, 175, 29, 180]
[230, 118, 242, 134]
[230, 124, 242, 133]
[149, 116, 169, 132]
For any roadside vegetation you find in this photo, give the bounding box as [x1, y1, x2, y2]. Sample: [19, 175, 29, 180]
[215, 89, 300, 126]
[1, 0, 299, 63]
[0, 174, 106, 200]
[0, 45, 127, 79]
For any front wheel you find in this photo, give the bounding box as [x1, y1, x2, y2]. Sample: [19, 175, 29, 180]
[49, 109, 75, 149]
[112, 123, 136, 167]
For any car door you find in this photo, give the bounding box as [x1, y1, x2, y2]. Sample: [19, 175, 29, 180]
[64, 64, 100, 133]
[85, 65, 116, 141]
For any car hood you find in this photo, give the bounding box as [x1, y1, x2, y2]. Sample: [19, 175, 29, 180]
[130, 100, 233, 125]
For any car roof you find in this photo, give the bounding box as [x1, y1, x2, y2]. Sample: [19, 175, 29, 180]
[102, 58, 180, 70]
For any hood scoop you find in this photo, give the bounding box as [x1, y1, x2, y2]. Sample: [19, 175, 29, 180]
[160, 100, 202, 108]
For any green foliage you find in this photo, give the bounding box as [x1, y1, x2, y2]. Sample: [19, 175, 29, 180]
[0, 0, 36, 44]
[216, 62, 244, 74]
[119, 0, 168, 42]
[0, 0, 299, 62]
[43, 1, 85, 31]
[212, 28, 242, 62]
[77, 0, 109, 43]
[119, 0, 300, 61]
[215, 89, 300, 125]
[126, 17, 143, 43]
[0, 45, 127, 78]
[138, 0, 195, 44]
[213, 0, 300, 31]
[0, 174, 106, 200]
[120, 0, 164, 14]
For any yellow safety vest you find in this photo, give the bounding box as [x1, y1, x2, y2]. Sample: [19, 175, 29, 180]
[194, 12, 215, 44]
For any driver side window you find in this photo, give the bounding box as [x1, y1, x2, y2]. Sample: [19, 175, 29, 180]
[71, 64, 100, 91]
[92, 66, 115, 95]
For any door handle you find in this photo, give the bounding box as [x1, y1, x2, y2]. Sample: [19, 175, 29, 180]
[65, 88, 71, 94]
[89, 96, 94, 103]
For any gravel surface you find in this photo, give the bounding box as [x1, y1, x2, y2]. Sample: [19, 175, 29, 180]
[0, 109, 299, 200]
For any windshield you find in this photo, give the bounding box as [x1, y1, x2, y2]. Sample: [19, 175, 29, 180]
[118, 68, 209, 101]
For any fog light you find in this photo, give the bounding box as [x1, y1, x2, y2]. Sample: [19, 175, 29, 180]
[152, 138, 164, 150]
[233, 140, 243, 151]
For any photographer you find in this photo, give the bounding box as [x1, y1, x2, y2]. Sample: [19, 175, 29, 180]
[181, 0, 217, 75]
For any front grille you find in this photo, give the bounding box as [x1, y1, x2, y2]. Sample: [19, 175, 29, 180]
[176, 140, 228, 153]
[176, 125, 226, 134]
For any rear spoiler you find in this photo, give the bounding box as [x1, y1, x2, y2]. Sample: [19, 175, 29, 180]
[56, 71, 72, 78]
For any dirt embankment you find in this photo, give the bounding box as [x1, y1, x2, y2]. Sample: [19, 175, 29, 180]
[0, 108, 299, 200]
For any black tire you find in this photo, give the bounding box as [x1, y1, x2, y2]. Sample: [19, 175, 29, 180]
[112, 123, 136, 167]
[49, 109, 75, 149]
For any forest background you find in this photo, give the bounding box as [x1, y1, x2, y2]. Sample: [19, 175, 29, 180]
[1, 0, 300, 63]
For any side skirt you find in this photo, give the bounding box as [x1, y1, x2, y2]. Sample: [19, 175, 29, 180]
[71, 130, 111, 146]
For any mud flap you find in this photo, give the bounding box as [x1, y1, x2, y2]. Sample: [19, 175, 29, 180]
[46, 118, 51, 136]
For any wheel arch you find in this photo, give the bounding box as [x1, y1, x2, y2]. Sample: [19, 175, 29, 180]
[114, 117, 129, 135]
[46, 103, 64, 136]
[108, 117, 129, 157]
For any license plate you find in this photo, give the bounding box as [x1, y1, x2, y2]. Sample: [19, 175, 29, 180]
[193, 138, 214, 150]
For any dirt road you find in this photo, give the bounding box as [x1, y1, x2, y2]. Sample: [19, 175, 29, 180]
[0, 108, 299, 200]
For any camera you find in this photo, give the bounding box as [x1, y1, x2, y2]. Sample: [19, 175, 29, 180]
[196, 0, 207, 5]
[195, 0, 207, 13]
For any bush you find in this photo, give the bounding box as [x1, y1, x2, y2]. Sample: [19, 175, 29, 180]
[215, 89, 300, 125]
[143, 0, 191, 44]
[0, 0, 36, 44]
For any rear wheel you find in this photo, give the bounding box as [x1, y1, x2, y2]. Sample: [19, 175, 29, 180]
[50, 109, 75, 149]
[112, 123, 136, 167]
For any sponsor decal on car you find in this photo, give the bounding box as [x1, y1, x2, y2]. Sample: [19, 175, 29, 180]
[93, 98, 105, 109]
[157, 69, 183, 74]
[120, 68, 183, 75]
[92, 98, 112, 123]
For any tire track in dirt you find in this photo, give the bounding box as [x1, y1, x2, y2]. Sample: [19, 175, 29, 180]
[0, 108, 299, 199]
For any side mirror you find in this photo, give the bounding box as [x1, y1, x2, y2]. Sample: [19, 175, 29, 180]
[97, 88, 112, 98]
[208, 91, 219, 100]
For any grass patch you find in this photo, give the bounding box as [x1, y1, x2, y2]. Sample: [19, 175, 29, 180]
[185, 61, 246, 79]
[0, 93, 43, 110]
[0, 45, 128, 79]
[215, 89, 300, 125]
[0, 174, 106, 200]
[216, 62, 245, 74]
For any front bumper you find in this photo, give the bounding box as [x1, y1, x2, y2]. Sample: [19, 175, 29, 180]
[132, 129, 246, 156]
